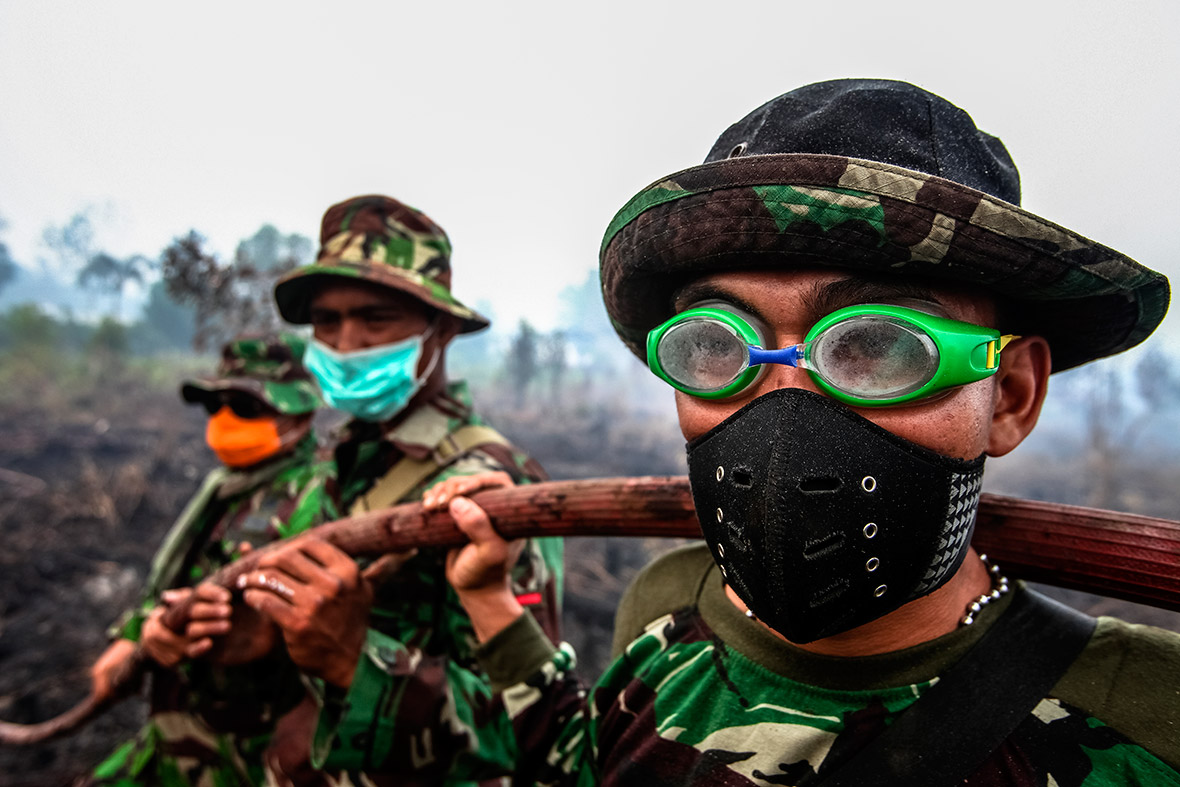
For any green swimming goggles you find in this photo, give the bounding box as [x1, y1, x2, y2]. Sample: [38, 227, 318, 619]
[646, 303, 1018, 407]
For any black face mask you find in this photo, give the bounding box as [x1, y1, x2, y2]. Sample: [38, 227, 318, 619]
[686, 387, 985, 643]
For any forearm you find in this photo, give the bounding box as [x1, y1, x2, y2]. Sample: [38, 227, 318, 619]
[459, 586, 525, 644]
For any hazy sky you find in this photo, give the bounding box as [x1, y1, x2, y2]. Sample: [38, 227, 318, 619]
[2, 0, 1178, 357]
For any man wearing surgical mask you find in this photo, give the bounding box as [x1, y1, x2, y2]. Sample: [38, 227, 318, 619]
[238, 195, 562, 786]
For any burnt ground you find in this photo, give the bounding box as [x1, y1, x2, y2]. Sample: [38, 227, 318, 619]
[0, 383, 215, 785]
[1, 376, 1178, 785]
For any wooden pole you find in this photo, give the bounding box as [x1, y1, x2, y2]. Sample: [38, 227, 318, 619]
[3, 477, 1178, 745]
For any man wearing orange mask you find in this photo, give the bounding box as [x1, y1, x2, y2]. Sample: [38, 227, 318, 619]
[87, 333, 334, 787]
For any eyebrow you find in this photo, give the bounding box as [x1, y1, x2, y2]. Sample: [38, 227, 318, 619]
[802, 277, 941, 317]
[672, 281, 763, 315]
[673, 275, 942, 324]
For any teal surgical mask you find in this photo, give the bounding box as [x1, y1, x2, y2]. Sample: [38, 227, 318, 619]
[304, 331, 439, 422]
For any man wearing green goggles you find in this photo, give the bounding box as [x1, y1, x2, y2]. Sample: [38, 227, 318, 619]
[433, 79, 1177, 785]
[648, 301, 1017, 406]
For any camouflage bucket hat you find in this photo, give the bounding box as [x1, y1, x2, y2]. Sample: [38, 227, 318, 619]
[274, 194, 490, 333]
[181, 333, 321, 416]
[600, 79, 1170, 372]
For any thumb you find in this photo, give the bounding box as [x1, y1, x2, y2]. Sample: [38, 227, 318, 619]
[449, 496, 499, 544]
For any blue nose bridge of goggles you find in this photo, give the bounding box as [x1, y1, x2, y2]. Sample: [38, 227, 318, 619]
[646, 303, 1016, 406]
[747, 344, 804, 368]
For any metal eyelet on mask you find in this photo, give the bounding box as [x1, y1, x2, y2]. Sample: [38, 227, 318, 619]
[861, 476, 877, 492]
[716, 508, 724, 522]
[720, 564, 728, 577]
[718, 544, 726, 558]
[863, 522, 878, 539]
[865, 557, 880, 572]
[727, 142, 747, 158]
[716, 466, 725, 482]
[874, 584, 888, 597]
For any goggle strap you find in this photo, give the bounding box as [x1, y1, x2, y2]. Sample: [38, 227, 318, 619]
[748, 344, 803, 368]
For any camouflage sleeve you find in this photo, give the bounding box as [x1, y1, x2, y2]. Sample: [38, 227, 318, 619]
[107, 603, 151, 643]
[307, 542, 562, 780]
[274, 466, 339, 539]
[308, 627, 520, 779]
[471, 547, 717, 785]
[308, 448, 565, 781]
[476, 613, 600, 786]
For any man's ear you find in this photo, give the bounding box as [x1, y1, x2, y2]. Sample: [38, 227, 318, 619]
[986, 335, 1052, 457]
[435, 313, 463, 348]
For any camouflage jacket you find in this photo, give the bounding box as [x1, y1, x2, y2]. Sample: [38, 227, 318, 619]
[94, 435, 337, 785]
[311, 380, 563, 785]
[478, 543, 1180, 786]
[113, 433, 334, 643]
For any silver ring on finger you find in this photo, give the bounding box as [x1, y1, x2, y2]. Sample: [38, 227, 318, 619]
[265, 575, 295, 599]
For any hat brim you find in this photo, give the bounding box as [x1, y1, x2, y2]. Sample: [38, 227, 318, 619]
[600, 154, 1169, 372]
[274, 261, 490, 334]
[180, 377, 321, 416]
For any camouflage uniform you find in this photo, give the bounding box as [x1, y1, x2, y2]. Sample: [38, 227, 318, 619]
[274, 195, 563, 785]
[475, 543, 1180, 785]
[305, 381, 562, 786]
[90, 335, 335, 787]
[463, 81, 1179, 784]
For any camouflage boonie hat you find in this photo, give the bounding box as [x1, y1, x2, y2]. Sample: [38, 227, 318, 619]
[273, 194, 490, 334]
[181, 333, 321, 416]
[601, 79, 1170, 372]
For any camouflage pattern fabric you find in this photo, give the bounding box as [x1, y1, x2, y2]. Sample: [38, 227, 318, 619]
[305, 380, 562, 786]
[598, 154, 1170, 373]
[89, 436, 338, 787]
[476, 544, 1180, 786]
[273, 195, 490, 334]
[181, 333, 321, 416]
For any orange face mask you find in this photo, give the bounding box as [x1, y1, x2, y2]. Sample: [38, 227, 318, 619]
[205, 407, 286, 468]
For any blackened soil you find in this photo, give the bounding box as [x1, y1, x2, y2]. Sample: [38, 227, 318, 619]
[0, 393, 214, 785]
